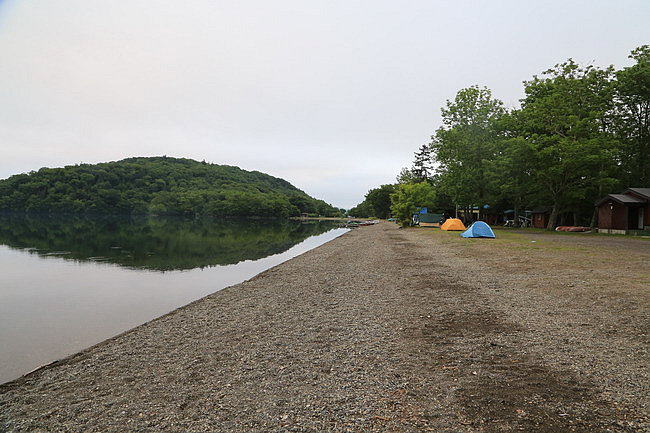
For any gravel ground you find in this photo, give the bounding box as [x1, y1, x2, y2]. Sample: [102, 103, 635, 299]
[0, 222, 648, 432]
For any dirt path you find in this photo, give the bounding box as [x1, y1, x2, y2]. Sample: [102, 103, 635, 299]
[1, 223, 648, 432]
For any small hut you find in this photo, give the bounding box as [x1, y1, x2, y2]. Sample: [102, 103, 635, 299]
[595, 188, 650, 234]
[531, 207, 551, 229]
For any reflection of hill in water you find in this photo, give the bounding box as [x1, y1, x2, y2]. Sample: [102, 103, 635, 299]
[0, 215, 339, 271]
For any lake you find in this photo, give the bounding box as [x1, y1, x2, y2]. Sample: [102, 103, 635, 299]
[0, 215, 346, 384]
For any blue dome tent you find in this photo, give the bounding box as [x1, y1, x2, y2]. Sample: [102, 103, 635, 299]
[460, 221, 495, 238]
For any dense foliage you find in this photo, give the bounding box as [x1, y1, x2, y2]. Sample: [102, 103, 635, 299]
[347, 184, 396, 218]
[352, 46, 650, 228]
[0, 214, 339, 271]
[0, 157, 341, 218]
[389, 182, 436, 224]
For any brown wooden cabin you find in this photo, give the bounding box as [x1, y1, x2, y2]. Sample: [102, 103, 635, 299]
[531, 207, 550, 229]
[483, 212, 506, 226]
[596, 188, 650, 234]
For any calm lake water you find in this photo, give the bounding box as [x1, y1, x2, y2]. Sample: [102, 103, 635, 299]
[0, 215, 346, 384]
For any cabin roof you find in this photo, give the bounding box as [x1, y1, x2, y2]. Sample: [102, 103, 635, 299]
[596, 194, 646, 206]
[624, 188, 650, 200]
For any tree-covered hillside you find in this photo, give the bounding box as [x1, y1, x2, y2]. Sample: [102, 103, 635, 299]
[0, 157, 341, 217]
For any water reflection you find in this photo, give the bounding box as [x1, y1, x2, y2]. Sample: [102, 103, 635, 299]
[0, 215, 346, 383]
[0, 215, 339, 270]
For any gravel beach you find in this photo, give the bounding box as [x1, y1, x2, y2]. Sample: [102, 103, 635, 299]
[1, 222, 648, 432]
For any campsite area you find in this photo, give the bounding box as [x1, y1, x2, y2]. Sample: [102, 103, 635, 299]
[405, 225, 649, 430]
[1, 222, 648, 432]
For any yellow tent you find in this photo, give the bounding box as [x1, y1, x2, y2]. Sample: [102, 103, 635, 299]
[441, 218, 466, 231]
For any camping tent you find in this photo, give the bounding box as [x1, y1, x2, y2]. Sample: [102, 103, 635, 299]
[440, 218, 466, 231]
[460, 221, 495, 238]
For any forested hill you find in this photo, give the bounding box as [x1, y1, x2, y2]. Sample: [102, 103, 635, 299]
[0, 157, 342, 217]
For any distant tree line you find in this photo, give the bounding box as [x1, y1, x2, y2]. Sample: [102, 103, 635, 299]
[350, 46, 650, 228]
[0, 156, 342, 218]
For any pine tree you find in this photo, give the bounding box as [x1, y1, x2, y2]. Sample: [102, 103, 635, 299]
[411, 144, 433, 182]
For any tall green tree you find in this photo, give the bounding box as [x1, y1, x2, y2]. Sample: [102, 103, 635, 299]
[390, 182, 436, 226]
[411, 144, 434, 182]
[348, 184, 396, 219]
[614, 45, 650, 186]
[430, 86, 506, 218]
[485, 131, 536, 226]
[364, 184, 396, 219]
[514, 60, 618, 228]
[396, 167, 419, 184]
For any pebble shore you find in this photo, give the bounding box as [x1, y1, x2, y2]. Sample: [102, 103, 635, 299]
[1, 222, 648, 432]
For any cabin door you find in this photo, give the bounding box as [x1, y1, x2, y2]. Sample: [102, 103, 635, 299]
[628, 207, 641, 230]
[640, 207, 645, 230]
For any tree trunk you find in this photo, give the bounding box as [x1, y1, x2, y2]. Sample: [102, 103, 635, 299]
[547, 203, 559, 230]
[514, 205, 519, 228]
[589, 207, 598, 229]
[590, 168, 603, 229]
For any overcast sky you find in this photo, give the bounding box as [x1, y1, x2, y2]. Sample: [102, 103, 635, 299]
[1, 1, 648, 208]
